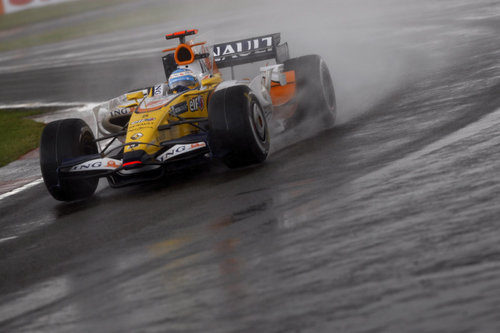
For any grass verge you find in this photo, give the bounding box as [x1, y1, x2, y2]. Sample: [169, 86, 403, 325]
[0, 109, 50, 167]
[0, 0, 136, 31]
[0, 0, 252, 53]
[0, 2, 178, 52]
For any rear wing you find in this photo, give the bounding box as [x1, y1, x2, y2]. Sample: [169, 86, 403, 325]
[161, 32, 290, 80]
[213, 33, 289, 69]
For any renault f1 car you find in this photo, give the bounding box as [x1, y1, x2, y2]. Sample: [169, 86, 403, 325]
[40, 29, 337, 201]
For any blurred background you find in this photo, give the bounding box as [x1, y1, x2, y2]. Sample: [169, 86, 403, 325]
[1, 1, 500, 332]
[1, 0, 491, 123]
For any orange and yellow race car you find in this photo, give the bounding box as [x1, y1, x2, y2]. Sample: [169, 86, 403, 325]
[39, 29, 336, 201]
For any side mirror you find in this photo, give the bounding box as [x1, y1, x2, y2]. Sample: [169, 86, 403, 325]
[126, 91, 144, 101]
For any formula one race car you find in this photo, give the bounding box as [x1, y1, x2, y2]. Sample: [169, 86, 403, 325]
[40, 29, 336, 201]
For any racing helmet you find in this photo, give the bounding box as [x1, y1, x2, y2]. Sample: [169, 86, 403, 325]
[168, 68, 199, 92]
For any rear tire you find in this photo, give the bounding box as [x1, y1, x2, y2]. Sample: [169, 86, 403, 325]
[284, 54, 337, 127]
[208, 86, 270, 168]
[40, 118, 99, 201]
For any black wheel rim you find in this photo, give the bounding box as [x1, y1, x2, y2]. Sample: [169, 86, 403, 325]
[250, 102, 267, 142]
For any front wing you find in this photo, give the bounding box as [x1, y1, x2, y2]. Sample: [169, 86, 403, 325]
[58, 140, 209, 187]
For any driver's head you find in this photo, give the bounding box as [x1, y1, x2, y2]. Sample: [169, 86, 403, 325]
[168, 68, 199, 92]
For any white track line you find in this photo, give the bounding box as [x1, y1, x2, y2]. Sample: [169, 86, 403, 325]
[355, 107, 500, 184]
[0, 102, 85, 109]
[0, 236, 18, 243]
[0, 178, 44, 201]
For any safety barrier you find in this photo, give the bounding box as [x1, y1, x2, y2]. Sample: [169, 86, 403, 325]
[0, 0, 73, 15]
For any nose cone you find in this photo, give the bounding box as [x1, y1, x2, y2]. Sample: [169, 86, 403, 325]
[122, 150, 146, 169]
[125, 97, 172, 156]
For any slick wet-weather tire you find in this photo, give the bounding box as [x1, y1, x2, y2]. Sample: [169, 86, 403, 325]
[284, 54, 337, 127]
[208, 86, 270, 168]
[40, 118, 99, 201]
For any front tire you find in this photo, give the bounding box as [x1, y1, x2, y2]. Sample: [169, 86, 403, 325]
[284, 54, 337, 127]
[40, 118, 99, 201]
[208, 86, 270, 168]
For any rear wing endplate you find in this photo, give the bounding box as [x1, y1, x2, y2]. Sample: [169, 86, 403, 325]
[213, 33, 289, 69]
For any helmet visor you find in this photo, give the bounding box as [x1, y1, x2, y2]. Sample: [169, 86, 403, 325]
[169, 78, 196, 90]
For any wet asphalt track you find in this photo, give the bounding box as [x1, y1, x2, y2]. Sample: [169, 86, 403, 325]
[1, 0, 500, 332]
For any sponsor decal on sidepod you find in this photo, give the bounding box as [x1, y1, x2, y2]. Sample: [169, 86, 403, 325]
[189, 96, 204, 112]
[110, 108, 132, 117]
[170, 102, 188, 116]
[153, 84, 164, 96]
